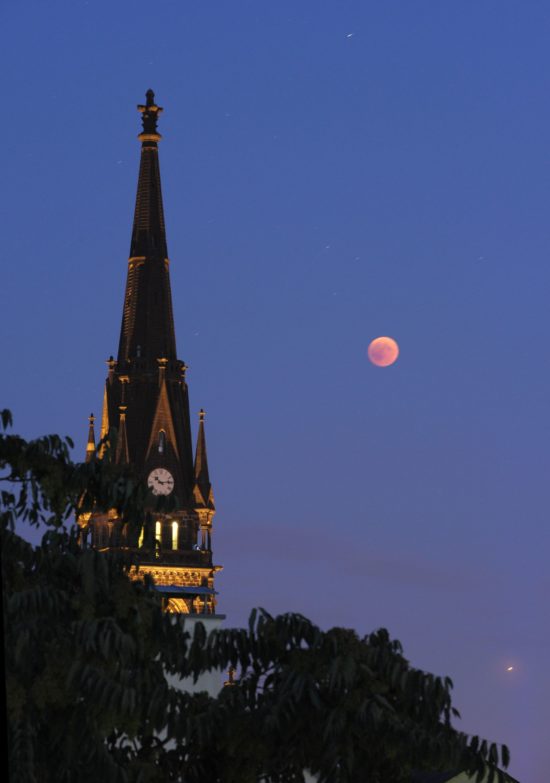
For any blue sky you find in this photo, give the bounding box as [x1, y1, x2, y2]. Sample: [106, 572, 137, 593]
[2, 2, 549, 779]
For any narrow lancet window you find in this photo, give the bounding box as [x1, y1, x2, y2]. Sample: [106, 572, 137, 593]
[155, 521, 162, 546]
[158, 430, 166, 453]
[172, 521, 178, 550]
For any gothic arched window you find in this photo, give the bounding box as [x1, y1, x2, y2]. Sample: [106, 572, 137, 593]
[155, 521, 162, 558]
[172, 521, 178, 550]
[158, 430, 166, 454]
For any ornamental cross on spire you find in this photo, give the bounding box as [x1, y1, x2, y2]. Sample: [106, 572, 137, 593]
[137, 89, 163, 139]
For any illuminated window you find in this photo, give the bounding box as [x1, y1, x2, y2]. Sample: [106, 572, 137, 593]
[172, 521, 178, 550]
[138, 526, 144, 548]
[158, 430, 166, 453]
[155, 521, 162, 545]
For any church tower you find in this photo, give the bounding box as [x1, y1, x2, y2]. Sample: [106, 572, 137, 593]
[82, 90, 221, 615]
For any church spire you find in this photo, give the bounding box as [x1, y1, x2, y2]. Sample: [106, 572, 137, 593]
[130, 89, 167, 259]
[82, 92, 221, 617]
[193, 409, 214, 509]
[117, 89, 177, 364]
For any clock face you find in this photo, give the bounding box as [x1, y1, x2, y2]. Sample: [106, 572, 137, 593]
[147, 468, 174, 496]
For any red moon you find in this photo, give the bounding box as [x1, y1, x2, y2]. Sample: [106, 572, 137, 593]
[367, 336, 399, 367]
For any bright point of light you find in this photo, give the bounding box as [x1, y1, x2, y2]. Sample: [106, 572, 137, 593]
[506, 666, 514, 672]
[346, 33, 354, 38]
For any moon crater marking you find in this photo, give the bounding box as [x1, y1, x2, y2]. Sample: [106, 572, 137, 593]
[368, 336, 399, 367]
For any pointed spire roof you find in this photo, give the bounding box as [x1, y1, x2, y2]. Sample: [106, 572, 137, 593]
[117, 90, 177, 364]
[130, 89, 167, 259]
[193, 409, 214, 509]
[85, 413, 96, 462]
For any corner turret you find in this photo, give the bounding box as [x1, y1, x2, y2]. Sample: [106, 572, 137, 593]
[85, 413, 96, 462]
[193, 409, 215, 510]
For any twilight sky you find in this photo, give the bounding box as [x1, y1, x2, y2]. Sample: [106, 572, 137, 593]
[2, 2, 549, 780]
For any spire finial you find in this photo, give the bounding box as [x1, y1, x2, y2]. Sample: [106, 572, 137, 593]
[137, 89, 163, 142]
[199, 408, 205, 422]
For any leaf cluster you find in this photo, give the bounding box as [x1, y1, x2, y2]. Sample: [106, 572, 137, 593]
[1, 411, 511, 782]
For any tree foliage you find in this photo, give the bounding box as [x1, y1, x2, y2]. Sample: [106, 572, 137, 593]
[1, 411, 511, 782]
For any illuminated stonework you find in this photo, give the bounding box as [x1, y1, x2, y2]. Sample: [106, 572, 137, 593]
[131, 566, 215, 588]
[165, 598, 191, 614]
